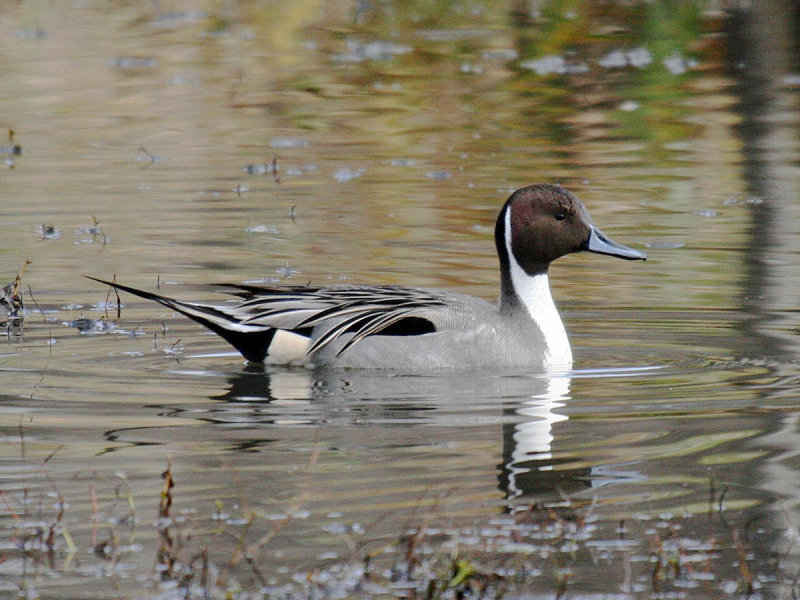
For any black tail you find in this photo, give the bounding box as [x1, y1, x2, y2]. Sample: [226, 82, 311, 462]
[86, 276, 275, 363]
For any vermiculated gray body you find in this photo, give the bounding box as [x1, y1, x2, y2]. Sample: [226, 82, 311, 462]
[310, 289, 549, 369]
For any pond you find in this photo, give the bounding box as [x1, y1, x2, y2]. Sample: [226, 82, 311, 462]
[2, 1, 800, 598]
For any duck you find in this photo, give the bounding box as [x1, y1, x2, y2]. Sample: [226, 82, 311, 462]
[88, 184, 645, 370]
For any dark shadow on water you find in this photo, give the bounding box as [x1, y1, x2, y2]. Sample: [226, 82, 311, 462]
[725, 6, 800, 581]
[726, 3, 800, 360]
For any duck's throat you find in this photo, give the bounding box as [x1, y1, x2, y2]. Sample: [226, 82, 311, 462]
[504, 212, 572, 367]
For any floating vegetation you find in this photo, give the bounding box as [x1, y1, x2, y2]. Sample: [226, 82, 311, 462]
[276, 263, 301, 278]
[284, 163, 316, 177]
[644, 240, 686, 250]
[459, 62, 483, 74]
[521, 46, 697, 77]
[598, 47, 653, 69]
[695, 209, 719, 218]
[111, 56, 158, 69]
[520, 55, 589, 76]
[63, 316, 114, 335]
[268, 137, 309, 149]
[1, 267, 26, 336]
[2, 129, 22, 167]
[618, 99, 640, 112]
[160, 337, 184, 358]
[333, 38, 412, 63]
[36, 223, 61, 239]
[722, 195, 764, 206]
[245, 156, 280, 182]
[244, 223, 279, 235]
[74, 216, 107, 246]
[332, 167, 365, 183]
[663, 51, 698, 75]
[245, 158, 315, 182]
[79, 277, 153, 340]
[481, 48, 519, 61]
[1, 450, 784, 600]
[92, 274, 123, 319]
[388, 158, 418, 167]
[91, 300, 125, 313]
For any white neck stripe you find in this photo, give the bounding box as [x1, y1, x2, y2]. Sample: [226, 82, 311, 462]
[504, 209, 573, 367]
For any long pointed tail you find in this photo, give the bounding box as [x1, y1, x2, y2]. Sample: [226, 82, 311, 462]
[86, 276, 275, 363]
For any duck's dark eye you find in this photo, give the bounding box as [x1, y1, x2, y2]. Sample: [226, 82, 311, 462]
[554, 212, 566, 221]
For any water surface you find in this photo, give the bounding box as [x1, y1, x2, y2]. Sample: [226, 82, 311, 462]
[2, 2, 800, 598]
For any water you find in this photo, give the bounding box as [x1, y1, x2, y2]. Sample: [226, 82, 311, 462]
[2, 2, 800, 598]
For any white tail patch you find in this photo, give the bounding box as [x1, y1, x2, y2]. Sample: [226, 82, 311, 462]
[267, 329, 311, 364]
[504, 209, 573, 368]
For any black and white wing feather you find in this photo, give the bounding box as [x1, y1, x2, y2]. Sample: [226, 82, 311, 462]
[87, 278, 446, 363]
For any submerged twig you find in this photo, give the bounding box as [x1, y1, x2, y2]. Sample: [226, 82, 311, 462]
[137, 146, 155, 169]
[100, 275, 122, 319]
[27, 284, 47, 325]
[156, 460, 176, 577]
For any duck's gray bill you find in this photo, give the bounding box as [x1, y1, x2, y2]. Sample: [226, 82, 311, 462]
[583, 226, 646, 261]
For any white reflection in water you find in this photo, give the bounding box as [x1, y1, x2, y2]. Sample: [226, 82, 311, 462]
[513, 375, 570, 460]
[503, 366, 663, 505]
[505, 373, 570, 502]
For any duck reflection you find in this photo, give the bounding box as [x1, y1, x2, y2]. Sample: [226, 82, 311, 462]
[209, 365, 597, 509]
[497, 374, 588, 509]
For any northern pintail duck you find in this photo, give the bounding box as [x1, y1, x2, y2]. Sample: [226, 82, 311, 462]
[89, 184, 644, 370]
